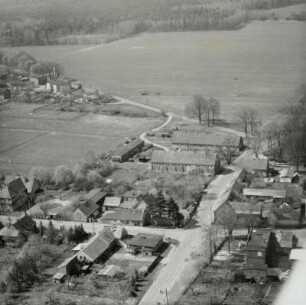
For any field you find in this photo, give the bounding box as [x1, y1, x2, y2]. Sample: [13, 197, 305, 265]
[0, 102, 163, 175]
[3, 21, 306, 121]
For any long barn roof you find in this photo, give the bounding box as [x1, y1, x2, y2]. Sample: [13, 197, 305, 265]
[151, 150, 217, 166]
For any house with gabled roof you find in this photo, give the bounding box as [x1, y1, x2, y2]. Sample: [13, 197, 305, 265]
[151, 150, 220, 175]
[111, 139, 144, 162]
[77, 229, 116, 263]
[126, 233, 163, 256]
[101, 208, 147, 226]
[103, 196, 122, 212]
[71, 199, 100, 222]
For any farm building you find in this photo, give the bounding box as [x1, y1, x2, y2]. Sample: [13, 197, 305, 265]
[53, 272, 66, 284]
[71, 199, 100, 222]
[77, 229, 116, 263]
[0, 177, 33, 212]
[236, 157, 269, 177]
[111, 139, 144, 162]
[71, 189, 106, 222]
[57, 255, 81, 277]
[101, 208, 147, 226]
[103, 196, 122, 211]
[151, 150, 220, 175]
[243, 188, 286, 202]
[214, 201, 262, 229]
[242, 262, 268, 282]
[30, 75, 48, 86]
[126, 233, 163, 256]
[171, 132, 244, 152]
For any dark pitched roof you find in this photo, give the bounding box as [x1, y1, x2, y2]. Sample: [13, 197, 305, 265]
[172, 132, 241, 147]
[112, 139, 144, 158]
[151, 150, 217, 166]
[246, 229, 271, 250]
[80, 229, 115, 262]
[12, 214, 36, 232]
[102, 208, 144, 223]
[126, 233, 163, 249]
[243, 188, 286, 199]
[8, 178, 29, 211]
[78, 199, 99, 217]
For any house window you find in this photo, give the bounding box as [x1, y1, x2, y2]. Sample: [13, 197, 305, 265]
[257, 252, 262, 257]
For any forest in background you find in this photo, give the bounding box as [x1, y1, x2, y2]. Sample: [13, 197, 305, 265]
[0, 0, 305, 46]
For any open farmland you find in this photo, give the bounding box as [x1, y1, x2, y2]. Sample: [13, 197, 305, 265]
[3, 21, 306, 121]
[0, 102, 163, 175]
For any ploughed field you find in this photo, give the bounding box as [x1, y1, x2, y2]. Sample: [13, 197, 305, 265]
[4, 21, 306, 120]
[0, 102, 163, 174]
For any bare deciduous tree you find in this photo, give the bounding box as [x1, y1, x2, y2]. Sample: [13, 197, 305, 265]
[185, 94, 208, 125]
[209, 97, 220, 124]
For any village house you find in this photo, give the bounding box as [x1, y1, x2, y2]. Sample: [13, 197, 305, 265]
[236, 157, 269, 177]
[111, 139, 144, 162]
[214, 201, 262, 229]
[151, 150, 220, 176]
[101, 208, 147, 226]
[77, 229, 117, 264]
[243, 188, 286, 203]
[30, 74, 48, 86]
[57, 254, 81, 277]
[126, 233, 163, 256]
[122, 190, 144, 202]
[103, 196, 122, 212]
[71, 189, 107, 222]
[171, 132, 244, 152]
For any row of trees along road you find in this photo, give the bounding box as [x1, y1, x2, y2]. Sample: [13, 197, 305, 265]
[185, 94, 220, 126]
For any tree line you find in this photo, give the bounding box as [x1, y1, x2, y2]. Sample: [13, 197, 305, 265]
[185, 94, 221, 126]
[0, 0, 304, 46]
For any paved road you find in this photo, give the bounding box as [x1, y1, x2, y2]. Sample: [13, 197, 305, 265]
[139, 166, 244, 305]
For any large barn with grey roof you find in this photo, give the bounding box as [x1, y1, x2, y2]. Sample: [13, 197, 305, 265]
[151, 150, 220, 175]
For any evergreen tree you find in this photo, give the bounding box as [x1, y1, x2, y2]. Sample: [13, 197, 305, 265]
[46, 221, 57, 244]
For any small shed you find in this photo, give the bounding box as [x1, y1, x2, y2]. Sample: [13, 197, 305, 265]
[53, 272, 66, 284]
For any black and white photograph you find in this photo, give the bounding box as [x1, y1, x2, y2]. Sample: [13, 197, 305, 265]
[0, 0, 305, 304]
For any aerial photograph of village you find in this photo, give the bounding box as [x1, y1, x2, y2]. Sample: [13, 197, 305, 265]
[0, 0, 305, 304]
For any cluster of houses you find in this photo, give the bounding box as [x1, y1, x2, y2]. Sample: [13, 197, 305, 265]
[0, 213, 37, 246]
[240, 228, 297, 282]
[53, 227, 164, 284]
[70, 189, 150, 226]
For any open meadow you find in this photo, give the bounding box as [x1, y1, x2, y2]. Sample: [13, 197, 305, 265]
[3, 20, 306, 121]
[0, 102, 163, 175]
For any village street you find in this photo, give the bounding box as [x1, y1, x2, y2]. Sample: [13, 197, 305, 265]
[139, 165, 245, 305]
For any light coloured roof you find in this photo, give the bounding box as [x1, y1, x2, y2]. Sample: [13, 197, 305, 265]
[151, 150, 217, 166]
[122, 189, 144, 199]
[120, 199, 139, 209]
[102, 208, 144, 222]
[0, 187, 10, 199]
[79, 229, 115, 262]
[104, 196, 121, 207]
[229, 201, 262, 215]
[0, 226, 19, 238]
[172, 132, 241, 146]
[85, 188, 107, 204]
[98, 264, 122, 277]
[53, 272, 65, 280]
[243, 188, 286, 198]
